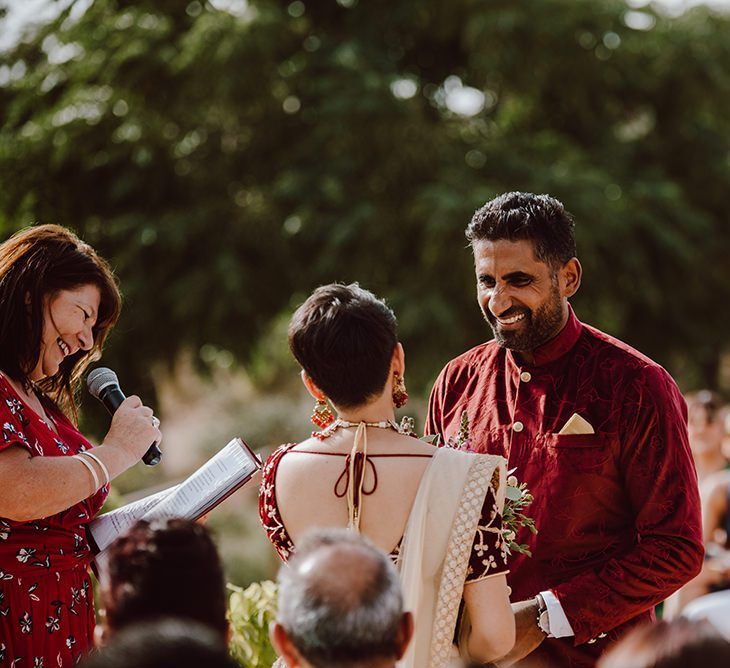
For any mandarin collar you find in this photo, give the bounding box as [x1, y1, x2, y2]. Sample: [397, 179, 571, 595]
[508, 304, 583, 368]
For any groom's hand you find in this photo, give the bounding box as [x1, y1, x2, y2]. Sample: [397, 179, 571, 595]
[495, 598, 545, 667]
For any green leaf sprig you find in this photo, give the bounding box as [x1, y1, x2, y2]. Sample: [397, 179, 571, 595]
[227, 580, 278, 668]
[502, 470, 537, 557]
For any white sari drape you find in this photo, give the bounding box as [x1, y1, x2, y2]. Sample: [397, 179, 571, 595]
[397, 448, 505, 668]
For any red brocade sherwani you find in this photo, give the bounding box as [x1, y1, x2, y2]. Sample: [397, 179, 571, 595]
[426, 307, 703, 667]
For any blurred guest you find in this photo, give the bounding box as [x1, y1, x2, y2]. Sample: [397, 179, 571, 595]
[270, 528, 413, 668]
[686, 390, 727, 484]
[99, 518, 228, 642]
[665, 459, 730, 616]
[0, 225, 161, 664]
[597, 618, 730, 668]
[260, 284, 514, 667]
[721, 408, 730, 461]
[700, 466, 730, 572]
[682, 589, 730, 639]
[81, 619, 237, 668]
[664, 394, 730, 617]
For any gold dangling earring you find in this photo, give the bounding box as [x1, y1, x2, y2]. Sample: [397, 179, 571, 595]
[392, 372, 409, 409]
[311, 398, 335, 429]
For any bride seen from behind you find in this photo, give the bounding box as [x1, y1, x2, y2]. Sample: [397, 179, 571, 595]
[259, 283, 515, 667]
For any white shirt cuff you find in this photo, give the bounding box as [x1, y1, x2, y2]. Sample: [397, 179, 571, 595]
[540, 590, 575, 638]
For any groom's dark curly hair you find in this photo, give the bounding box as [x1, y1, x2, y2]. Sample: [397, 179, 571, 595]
[466, 191, 577, 268]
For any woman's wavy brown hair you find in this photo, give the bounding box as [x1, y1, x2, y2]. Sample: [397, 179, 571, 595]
[0, 224, 121, 421]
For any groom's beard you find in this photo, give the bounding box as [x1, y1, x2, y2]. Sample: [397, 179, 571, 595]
[483, 283, 565, 353]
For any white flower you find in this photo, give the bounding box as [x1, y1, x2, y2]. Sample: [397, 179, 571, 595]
[19, 611, 32, 634]
[507, 475, 519, 487]
[16, 548, 36, 564]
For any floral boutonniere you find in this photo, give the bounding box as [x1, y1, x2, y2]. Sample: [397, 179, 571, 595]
[502, 469, 537, 556]
[448, 410, 473, 450]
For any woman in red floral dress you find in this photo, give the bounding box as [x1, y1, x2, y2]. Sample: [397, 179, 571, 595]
[0, 225, 161, 666]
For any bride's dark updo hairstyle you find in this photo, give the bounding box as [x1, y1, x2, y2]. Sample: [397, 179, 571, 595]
[288, 283, 397, 409]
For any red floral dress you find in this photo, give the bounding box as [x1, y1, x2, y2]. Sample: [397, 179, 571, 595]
[0, 376, 108, 666]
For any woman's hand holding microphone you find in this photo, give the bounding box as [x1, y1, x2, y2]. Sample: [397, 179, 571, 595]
[91, 396, 162, 481]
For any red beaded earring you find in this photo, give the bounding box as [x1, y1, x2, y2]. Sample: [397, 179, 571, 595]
[392, 372, 409, 409]
[311, 398, 335, 429]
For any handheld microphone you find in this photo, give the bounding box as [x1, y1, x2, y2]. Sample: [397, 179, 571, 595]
[86, 367, 162, 466]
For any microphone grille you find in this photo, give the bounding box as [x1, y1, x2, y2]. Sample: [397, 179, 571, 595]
[87, 367, 119, 399]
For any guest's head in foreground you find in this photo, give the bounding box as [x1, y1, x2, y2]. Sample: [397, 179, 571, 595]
[0, 223, 121, 417]
[466, 191, 581, 359]
[288, 282, 404, 419]
[81, 619, 237, 668]
[597, 618, 730, 668]
[100, 518, 228, 642]
[271, 528, 413, 668]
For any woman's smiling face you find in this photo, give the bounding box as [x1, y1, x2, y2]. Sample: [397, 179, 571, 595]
[30, 284, 100, 382]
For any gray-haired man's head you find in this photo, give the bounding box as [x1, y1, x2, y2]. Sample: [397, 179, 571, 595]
[271, 529, 413, 668]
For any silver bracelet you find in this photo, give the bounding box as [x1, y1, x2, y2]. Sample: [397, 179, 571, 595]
[78, 451, 110, 487]
[73, 454, 100, 492]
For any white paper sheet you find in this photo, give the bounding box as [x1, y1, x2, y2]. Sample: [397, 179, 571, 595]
[87, 437, 260, 566]
[88, 485, 177, 553]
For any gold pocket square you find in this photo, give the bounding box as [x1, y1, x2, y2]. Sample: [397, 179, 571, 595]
[558, 413, 595, 435]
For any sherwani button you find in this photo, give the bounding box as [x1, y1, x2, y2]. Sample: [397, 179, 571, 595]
[513, 421, 524, 432]
[587, 638, 597, 644]
[520, 371, 532, 382]
[598, 633, 607, 638]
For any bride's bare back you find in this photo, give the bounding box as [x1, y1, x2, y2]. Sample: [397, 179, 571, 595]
[275, 428, 435, 555]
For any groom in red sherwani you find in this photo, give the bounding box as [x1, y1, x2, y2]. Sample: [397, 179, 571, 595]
[426, 192, 703, 667]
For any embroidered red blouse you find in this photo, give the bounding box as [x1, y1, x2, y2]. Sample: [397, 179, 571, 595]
[426, 307, 703, 665]
[258, 442, 508, 583]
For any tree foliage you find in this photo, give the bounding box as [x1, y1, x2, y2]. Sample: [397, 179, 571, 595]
[1, 0, 729, 400]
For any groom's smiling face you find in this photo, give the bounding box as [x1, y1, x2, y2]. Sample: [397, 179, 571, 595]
[473, 238, 569, 354]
